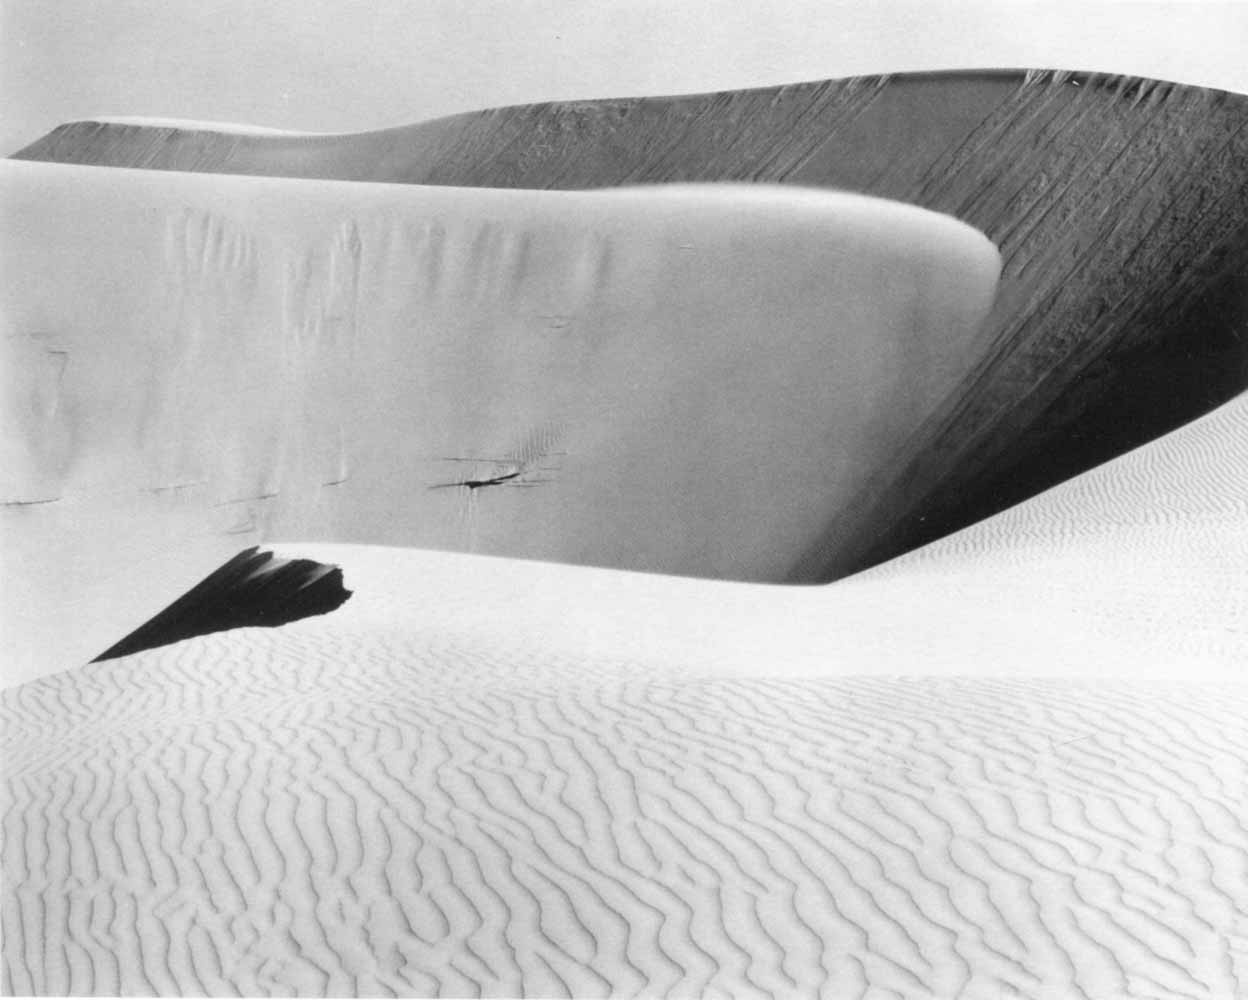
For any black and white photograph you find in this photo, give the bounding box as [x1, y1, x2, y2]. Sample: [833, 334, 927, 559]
[2, 1, 1246, 997]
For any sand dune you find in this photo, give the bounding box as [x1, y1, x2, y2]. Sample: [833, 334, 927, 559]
[1, 160, 999, 684]
[17, 70, 1248, 573]
[5, 69, 1246, 998]
[3, 393, 1246, 998]
[270, 388, 1247, 687]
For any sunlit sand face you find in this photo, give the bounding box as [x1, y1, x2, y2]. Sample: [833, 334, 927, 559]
[1, 164, 1000, 680]
[21, 70, 1246, 586]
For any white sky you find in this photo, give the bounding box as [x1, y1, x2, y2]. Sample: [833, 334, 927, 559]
[3, 0, 1247, 153]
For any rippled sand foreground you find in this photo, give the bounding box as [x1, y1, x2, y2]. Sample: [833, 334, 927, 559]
[6, 661, 1245, 998]
[4, 393, 1245, 998]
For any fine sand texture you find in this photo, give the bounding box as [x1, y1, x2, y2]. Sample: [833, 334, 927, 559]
[1, 160, 1000, 685]
[17, 70, 1248, 574]
[3, 394, 1246, 998]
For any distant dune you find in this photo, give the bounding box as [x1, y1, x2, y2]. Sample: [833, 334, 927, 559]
[16, 70, 1248, 575]
[4, 392, 1245, 998]
[1, 162, 999, 682]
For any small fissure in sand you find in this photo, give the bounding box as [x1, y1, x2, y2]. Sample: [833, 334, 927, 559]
[428, 426, 568, 495]
[430, 469, 524, 492]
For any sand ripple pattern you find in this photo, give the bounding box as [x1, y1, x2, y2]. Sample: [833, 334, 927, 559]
[884, 391, 1248, 562]
[4, 628, 1247, 998]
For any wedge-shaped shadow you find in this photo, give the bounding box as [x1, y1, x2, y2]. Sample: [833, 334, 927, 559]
[93, 547, 351, 662]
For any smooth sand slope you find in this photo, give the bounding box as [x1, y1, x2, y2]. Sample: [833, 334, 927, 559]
[3, 394, 1246, 999]
[18, 70, 1248, 572]
[1, 159, 999, 685]
[273, 390, 1248, 685]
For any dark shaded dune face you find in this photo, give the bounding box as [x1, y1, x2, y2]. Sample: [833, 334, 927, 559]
[19, 70, 1247, 578]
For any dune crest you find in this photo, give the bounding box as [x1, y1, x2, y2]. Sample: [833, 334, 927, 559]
[1, 161, 1000, 684]
[17, 70, 1247, 576]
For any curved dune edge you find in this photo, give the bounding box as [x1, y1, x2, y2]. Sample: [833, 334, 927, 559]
[17, 70, 1246, 177]
[3, 397, 1246, 997]
[16, 69, 1248, 580]
[74, 116, 334, 136]
[1, 161, 1000, 686]
[264, 389, 1248, 684]
[29, 67, 1247, 149]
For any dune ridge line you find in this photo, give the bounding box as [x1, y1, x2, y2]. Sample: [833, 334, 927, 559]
[17, 69, 1246, 581]
[1, 161, 999, 683]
